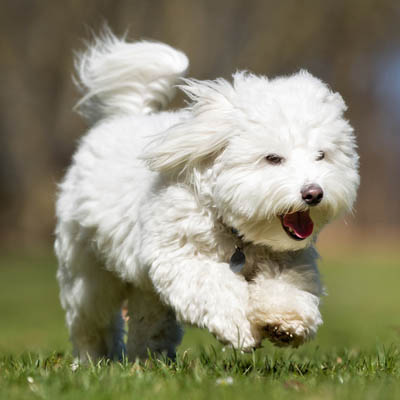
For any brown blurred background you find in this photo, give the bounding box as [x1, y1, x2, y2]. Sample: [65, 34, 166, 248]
[1, 0, 399, 251]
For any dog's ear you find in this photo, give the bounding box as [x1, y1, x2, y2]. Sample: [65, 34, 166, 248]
[143, 78, 237, 172]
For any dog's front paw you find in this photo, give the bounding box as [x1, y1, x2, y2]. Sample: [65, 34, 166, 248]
[262, 318, 311, 348]
[248, 280, 322, 348]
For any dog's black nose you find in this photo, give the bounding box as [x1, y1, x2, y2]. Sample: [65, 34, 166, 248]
[301, 184, 323, 206]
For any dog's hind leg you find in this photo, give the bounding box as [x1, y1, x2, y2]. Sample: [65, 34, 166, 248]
[56, 234, 127, 362]
[126, 288, 183, 361]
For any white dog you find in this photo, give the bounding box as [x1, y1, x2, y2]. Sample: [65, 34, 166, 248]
[55, 32, 359, 361]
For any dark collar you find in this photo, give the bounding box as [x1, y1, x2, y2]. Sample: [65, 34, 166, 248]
[230, 227, 244, 243]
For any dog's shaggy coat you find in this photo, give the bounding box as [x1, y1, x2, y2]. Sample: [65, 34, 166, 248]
[55, 33, 359, 361]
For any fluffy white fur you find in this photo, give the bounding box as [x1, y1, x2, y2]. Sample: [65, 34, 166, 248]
[55, 32, 359, 361]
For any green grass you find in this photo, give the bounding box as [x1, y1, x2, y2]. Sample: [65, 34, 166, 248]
[0, 249, 399, 399]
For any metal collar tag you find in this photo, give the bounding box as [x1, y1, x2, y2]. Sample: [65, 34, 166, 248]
[229, 246, 246, 273]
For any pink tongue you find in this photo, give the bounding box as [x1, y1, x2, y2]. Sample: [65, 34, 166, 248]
[283, 210, 314, 239]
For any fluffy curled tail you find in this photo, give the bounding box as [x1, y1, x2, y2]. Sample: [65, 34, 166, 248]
[74, 30, 189, 124]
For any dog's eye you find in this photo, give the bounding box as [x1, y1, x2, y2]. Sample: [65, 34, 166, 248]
[265, 154, 284, 165]
[316, 151, 325, 161]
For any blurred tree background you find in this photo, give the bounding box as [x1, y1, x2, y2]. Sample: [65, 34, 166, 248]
[0, 0, 399, 249]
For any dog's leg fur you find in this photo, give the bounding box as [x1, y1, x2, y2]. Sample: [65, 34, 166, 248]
[126, 288, 183, 360]
[56, 229, 126, 361]
[145, 256, 261, 351]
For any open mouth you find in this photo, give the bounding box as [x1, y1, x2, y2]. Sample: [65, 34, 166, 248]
[280, 210, 314, 241]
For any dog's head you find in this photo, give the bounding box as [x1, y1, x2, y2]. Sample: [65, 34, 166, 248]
[145, 71, 359, 252]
